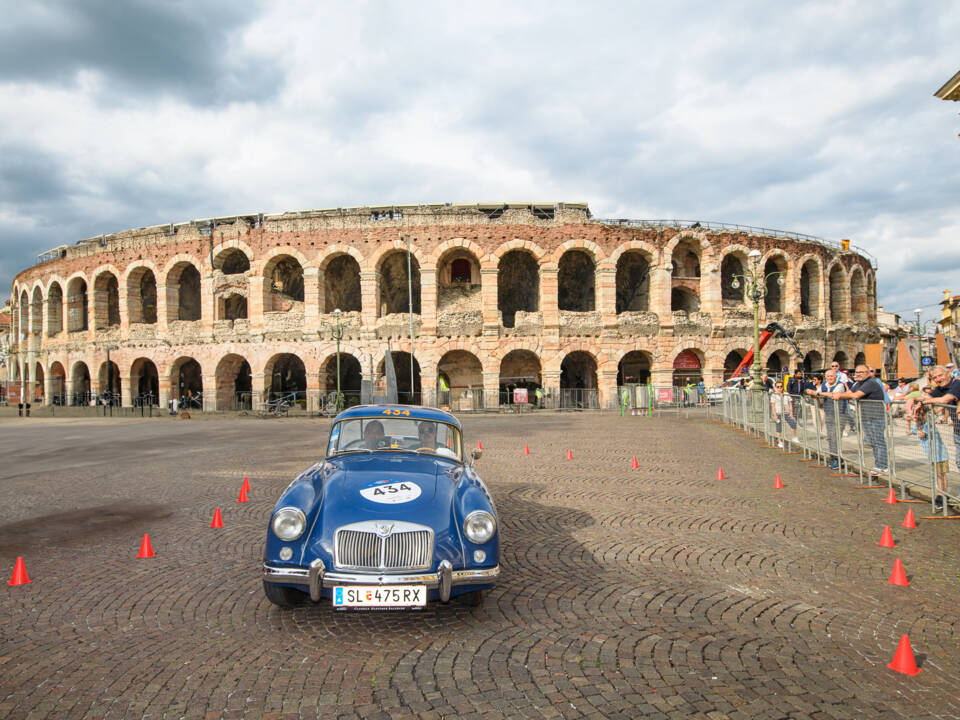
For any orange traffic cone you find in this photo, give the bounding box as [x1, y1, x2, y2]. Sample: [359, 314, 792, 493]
[242, 476, 250, 492]
[631, 456, 639, 469]
[886, 634, 922, 675]
[524, 444, 530, 455]
[238, 486, 249, 503]
[717, 466, 725, 481]
[888, 558, 910, 587]
[902, 509, 918, 529]
[566, 449, 574, 461]
[477, 440, 483, 451]
[877, 525, 896, 548]
[210, 507, 224, 528]
[137, 533, 155, 558]
[7, 556, 31, 586]
[884, 488, 898, 505]
[773, 474, 784, 489]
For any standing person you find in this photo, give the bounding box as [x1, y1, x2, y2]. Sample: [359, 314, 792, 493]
[760, 371, 774, 391]
[919, 366, 960, 502]
[947, 362, 959, 380]
[808, 369, 847, 469]
[827, 365, 888, 478]
[787, 369, 813, 434]
[914, 401, 949, 509]
[830, 361, 855, 433]
[770, 380, 797, 447]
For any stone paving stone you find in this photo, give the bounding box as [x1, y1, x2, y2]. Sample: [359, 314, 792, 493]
[1, 413, 960, 718]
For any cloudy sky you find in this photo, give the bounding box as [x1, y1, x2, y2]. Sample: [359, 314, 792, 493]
[2, 0, 958, 322]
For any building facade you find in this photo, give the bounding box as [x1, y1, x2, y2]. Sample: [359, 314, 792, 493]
[9, 203, 879, 410]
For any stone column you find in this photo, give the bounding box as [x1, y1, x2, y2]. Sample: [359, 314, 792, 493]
[306, 364, 322, 413]
[597, 266, 617, 336]
[65, 375, 75, 407]
[482, 370, 500, 409]
[200, 273, 215, 335]
[157, 283, 170, 333]
[251, 372, 268, 410]
[598, 368, 618, 409]
[651, 264, 672, 324]
[25, 353, 36, 405]
[45, 367, 56, 407]
[479, 267, 499, 335]
[700, 266, 722, 319]
[118, 283, 129, 333]
[248, 276, 266, 332]
[121, 375, 133, 408]
[303, 267, 320, 331]
[360, 271, 378, 331]
[158, 377, 171, 410]
[541, 267, 559, 335]
[202, 374, 216, 411]
[651, 368, 674, 390]
[420, 266, 437, 337]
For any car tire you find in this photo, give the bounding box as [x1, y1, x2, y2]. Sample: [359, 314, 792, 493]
[457, 589, 484, 607]
[262, 580, 307, 608]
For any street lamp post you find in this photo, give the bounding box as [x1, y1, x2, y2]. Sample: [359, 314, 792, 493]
[105, 344, 118, 416]
[333, 309, 343, 411]
[913, 309, 937, 371]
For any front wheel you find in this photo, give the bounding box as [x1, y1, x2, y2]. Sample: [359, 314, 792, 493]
[262, 580, 307, 608]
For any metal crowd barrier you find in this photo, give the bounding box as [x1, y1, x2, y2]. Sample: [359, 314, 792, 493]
[718, 389, 960, 517]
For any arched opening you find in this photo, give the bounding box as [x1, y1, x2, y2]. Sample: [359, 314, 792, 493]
[833, 351, 849, 371]
[437, 350, 483, 409]
[215, 354, 251, 411]
[829, 265, 847, 323]
[867, 274, 877, 324]
[266, 255, 305, 312]
[766, 350, 789, 374]
[98, 360, 121, 405]
[18, 290, 28, 340]
[66, 278, 88, 332]
[265, 353, 306, 402]
[560, 351, 599, 408]
[672, 349, 703, 386]
[131, 358, 159, 406]
[71, 362, 91, 405]
[30, 287, 43, 336]
[498, 250, 539, 328]
[850, 269, 867, 322]
[218, 293, 248, 320]
[322, 353, 362, 408]
[763, 257, 785, 314]
[214, 248, 250, 275]
[721, 254, 746, 307]
[499, 350, 542, 406]
[854, 351, 867, 367]
[167, 263, 201, 322]
[378, 251, 420, 317]
[558, 250, 595, 311]
[172, 357, 203, 409]
[800, 260, 820, 317]
[803, 350, 823, 373]
[723, 350, 747, 380]
[50, 362, 66, 405]
[671, 287, 700, 313]
[34, 362, 44, 404]
[671, 240, 701, 278]
[377, 352, 421, 404]
[437, 250, 481, 323]
[324, 255, 362, 313]
[615, 252, 651, 313]
[94, 272, 121, 329]
[127, 268, 158, 324]
[47, 283, 63, 336]
[617, 350, 651, 385]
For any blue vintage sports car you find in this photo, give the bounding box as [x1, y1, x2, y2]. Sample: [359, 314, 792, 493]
[261, 405, 500, 609]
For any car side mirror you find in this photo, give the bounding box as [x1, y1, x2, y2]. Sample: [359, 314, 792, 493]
[470, 448, 482, 463]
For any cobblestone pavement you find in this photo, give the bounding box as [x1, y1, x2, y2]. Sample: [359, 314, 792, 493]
[2, 413, 960, 720]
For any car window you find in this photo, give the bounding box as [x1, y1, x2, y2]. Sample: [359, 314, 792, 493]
[327, 417, 463, 461]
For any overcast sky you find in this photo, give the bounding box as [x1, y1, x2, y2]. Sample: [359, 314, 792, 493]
[2, 1, 958, 322]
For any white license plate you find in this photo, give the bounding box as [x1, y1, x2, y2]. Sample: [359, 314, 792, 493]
[332, 585, 427, 608]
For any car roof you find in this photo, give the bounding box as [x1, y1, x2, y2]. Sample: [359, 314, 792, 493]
[333, 404, 462, 428]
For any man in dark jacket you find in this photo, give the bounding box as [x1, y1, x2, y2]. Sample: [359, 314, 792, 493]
[827, 365, 888, 476]
[786, 370, 814, 424]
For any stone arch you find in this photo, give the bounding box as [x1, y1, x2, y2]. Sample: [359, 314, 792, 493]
[319, 244, 364, 270]
[377, 249, 421, 317]
[264, 353, 306, 400]
[719, 245, 752, 308]
[211, 240, 254, 273]
[827, 262, 848, 323]
[18, 289, 28, 340]
[499, 349, 542, 405]
[547, 239, 605, 266]
[498, 248, 540, 328]
[49, 361, 66, 405]
[71, 360, 91, 405]
[97, 359, 121, 404]
[615, 250, 652, 313]
[432, 238, 489, 266]
[558, 249, 596, 312]
[802, 349, 824, 373]
[671, 286, 700, 313]
[854, 351, 867, 367]
[722, 348, 749, 379]
[323, 254, 362, 313]
[30, 286, 44, 336]
[437, 349, 483, 395]
[849, 266, 867, 322]
[492, 239, 548, 263]
[798, 255, 822, 318]
[170, 356, 203, 407]
[165, 260, 202, 322]
[46, 281, 63, 335]
[263, 253, 305, 312]
[560, 350, 599, 408]
[125, 264, 158, 325]
[215, 353, 252, 411]
[376, 351, 422, 404]
[617, 350, 652, 385]
[765, 349, 790, 374]
[672, 347, 705, 385]
[833, 350, 850, 370]
[761, 252, 788, 314]
[65, 274, 89, 332]
[321, 352, 362, 407]
[130, 357, 160, 405]
[93, 269, 121, 329]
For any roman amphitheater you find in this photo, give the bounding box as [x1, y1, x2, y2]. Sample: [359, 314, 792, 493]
[8, 203, 879, 411]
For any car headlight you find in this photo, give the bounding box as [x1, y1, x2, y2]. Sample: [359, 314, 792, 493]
[463, 511, 496, 544]
[271, 507, 306, 541]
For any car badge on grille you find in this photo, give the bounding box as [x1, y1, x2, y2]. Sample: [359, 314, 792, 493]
[375, 522, 395, 538]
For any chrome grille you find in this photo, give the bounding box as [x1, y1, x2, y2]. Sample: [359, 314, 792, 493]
[335, 522, 433, 570]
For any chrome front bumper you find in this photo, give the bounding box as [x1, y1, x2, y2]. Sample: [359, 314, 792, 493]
[262, 559, 500, 602]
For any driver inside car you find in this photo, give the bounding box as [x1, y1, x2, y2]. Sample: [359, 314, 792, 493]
[417, 421, 458, 458]
[363, 420, 386, 449]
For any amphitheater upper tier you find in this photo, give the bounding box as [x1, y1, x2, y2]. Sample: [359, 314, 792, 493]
[9, 202, 879, 410]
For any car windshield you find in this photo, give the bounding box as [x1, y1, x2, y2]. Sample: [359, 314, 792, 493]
[327, 416, 463, 462]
